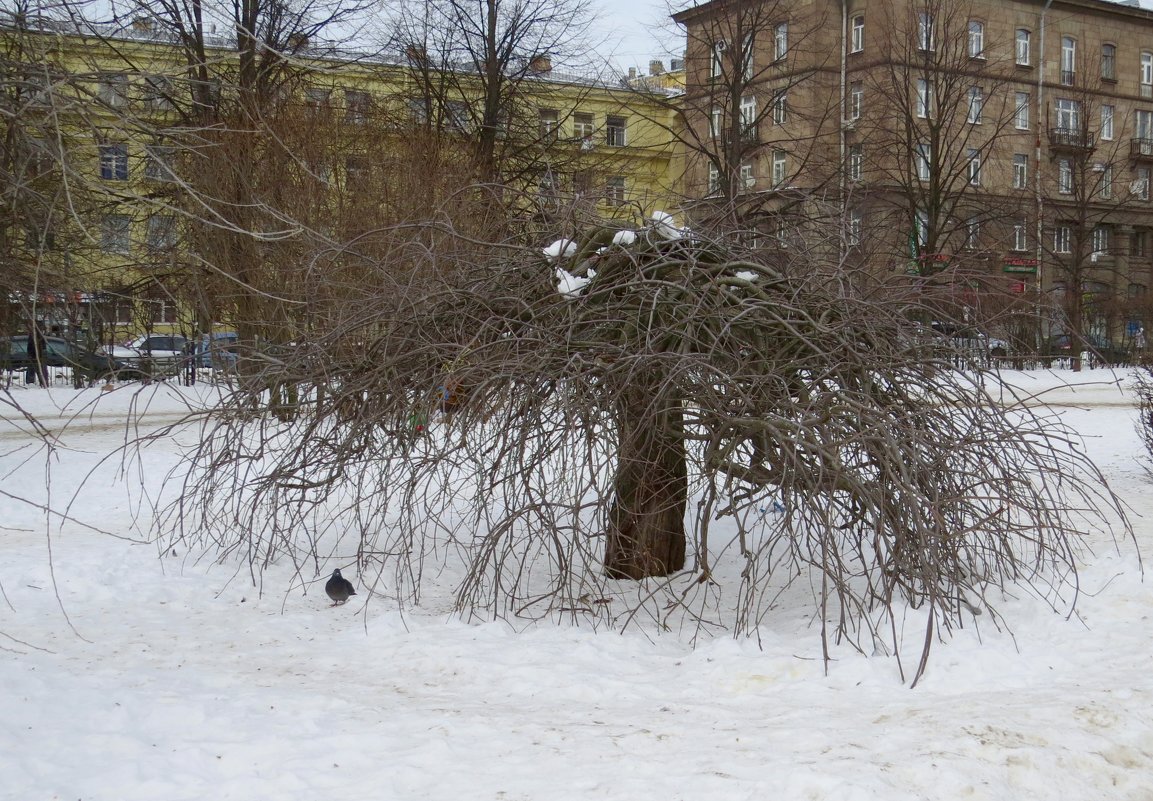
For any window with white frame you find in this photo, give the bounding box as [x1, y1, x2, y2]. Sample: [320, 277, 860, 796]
[1100, 164, 1113, 199]
[916, 78, 932, 118]
[917, 11, 934, 51]
[773, 23, 788, 61]
[98, 73, 128, 107]
[1138, 109, 1153, 141]
[1092, 225, 1110, 255]
[146, 214, 176, 251]
[1013, 154, 1028, 189]
[740, 162, 755, 190]
[1014, 91, 1029, 129]
[1102, 44, 1116, 81]
[740, 95, 757, 137]
[964, 217, 980, 249]
[1136, 166, 1152, 200]
[967, 149, 981, 186]
[915, 208, 929, 249]
[849, 144, 863, 181]
[345, 90, 371, 124]
[605, 115, 627, 146]
[1054, 225, 1072, 253]
[1101, 105, 1114, 140]
[851, 15, 864, 53]
[711, 42, 725, 78]
[1016, 29, 1031, 66]
[1060, 36, 1076, 85]
[144, 75, 173, 110]
[967, 86, 983, 124]
[710, 106, 722, 138]
[144, 143, 175, 181]
[771, 150, 787, 186]
[99, 143, 128, 180]
[1055, 98, 1080, 131]
[1143, 52, 1153, 98]
[539, 108, 559, 139]
[849, 82, 863, 121]
[848, 207, 862, 245]
[707, 163, 719, 193]
[1058, 158, 1073, 194]
[968, 21, 984, 59]
[101, 213, 131, 254]
[1012, 221, 1028, 251]
[741, 33, 755, 81]
[915, 142, 932, 181]
[772, 91, 788, 124]
[605, 175, 626, 206]
[574, 112, 594, 140]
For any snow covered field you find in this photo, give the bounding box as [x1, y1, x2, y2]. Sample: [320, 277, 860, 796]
[2, 369, 1152, 801]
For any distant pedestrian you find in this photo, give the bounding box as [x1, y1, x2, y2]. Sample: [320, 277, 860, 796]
[1136, 327, 1147, 351]
[27, 325, 49, 386]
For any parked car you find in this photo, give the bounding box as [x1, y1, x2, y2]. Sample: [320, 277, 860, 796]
[189, 331, 239, 370]
[107, 334, 190, 374]
[0, 335, 137, 381]
[1044, 333, 1129, 365]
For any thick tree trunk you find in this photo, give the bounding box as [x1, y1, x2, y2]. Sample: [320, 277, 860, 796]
[604, 379, 688, 580]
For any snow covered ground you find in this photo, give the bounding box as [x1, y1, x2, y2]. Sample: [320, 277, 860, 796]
[2, 369, 1152, 800]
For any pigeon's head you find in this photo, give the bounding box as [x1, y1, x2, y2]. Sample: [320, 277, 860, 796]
[332, 569, 343, 579]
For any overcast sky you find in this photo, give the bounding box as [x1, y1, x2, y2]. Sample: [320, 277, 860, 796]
[589, 0, 686, 72]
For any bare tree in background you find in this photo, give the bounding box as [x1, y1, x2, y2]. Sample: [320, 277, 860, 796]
[161, 208, 1130, 685]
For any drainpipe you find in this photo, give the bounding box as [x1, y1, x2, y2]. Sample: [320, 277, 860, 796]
[1036, 0, 1054, 344]
[840, 0, 849, 267]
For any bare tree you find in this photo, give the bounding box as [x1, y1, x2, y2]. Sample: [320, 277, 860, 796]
[159, 209, 1131, 685]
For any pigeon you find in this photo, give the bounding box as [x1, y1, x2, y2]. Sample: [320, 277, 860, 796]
[325, 569, 357, 606]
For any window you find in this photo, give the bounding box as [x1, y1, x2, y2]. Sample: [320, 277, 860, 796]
[146, 214, 176, 251]
[1054, 225, 1072, 253]
[967, 148, 981, 186]
[915, 208, 929, 249]
[917, 11, 934, 51]
[708, 163, 719, 193]
[740, 95, 757, 138]
[605, 175, 626, 206]
[773, 22, 788, 61]
[1092, 225, 1110, 255]
[968, 21, 984, 59]
[1134, 231, 1149, 257]
[849, 82, 863, 121]
[1101, 164, 1113, 199]
[345, 90, 371, 124]
[573, 112, 594, 140]
[1014, 91, 1029, 129]
[539, 108, 559, 140]
[305, 87, 330, 112]
[772, 91, 788, 124]
[1055, 98, 1081, 131]
[573, 170, 593, 196]
[144, 75, 173, 110]
[1102, 44, 1116, 81]
[144, 143, 175, 181]
[915, 142, 932, 181]
[1143, 52, 1153, 98]
[915, 78, 932, 118]
[99, 143, 128, 180]
[1012, 221, 1028, 251]
[445, 100, 470, 132]
[711, 42, 725, 78]
[1060, 36, 1076, 85]
[848, 207, 862, 245]
[740, 162, 755, 190]
[1016, 29, 1031, 66]
[1013, 154, 1029, 189]
[851, 15, 864, 53]
[771, 150, 787, 187]
[967, 86, 983, 124]
[101, 214, 131, 254]
[98, 73, 128, 107]
[848, 144, 863, 181]
[1139, 109, 1153, 141]
[605, 115, 627, 146]
[1135, 166, 1152, 200]
[1101, 105, 1114, 141]
[710, 106, 722, 138]
[1058, 159, 1073, 194]
[964, 217, 980, 249]
[741, 33, 755, 81]
[345, 156, 367, 186]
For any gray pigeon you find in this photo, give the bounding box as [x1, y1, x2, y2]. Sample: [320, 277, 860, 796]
[325, 569, 357, 606]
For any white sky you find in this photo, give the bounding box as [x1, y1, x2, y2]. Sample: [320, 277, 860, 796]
[589, 0, 686, 72]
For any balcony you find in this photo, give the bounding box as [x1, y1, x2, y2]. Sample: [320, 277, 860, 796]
[1060, 70, 1076, 86]
[1048, 127, 1095, 152]
[1131, 138, 1153, 161]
